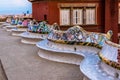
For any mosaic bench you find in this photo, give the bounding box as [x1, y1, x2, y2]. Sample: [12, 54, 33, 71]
[37, 25, 120, 80]
[11, 27, 27, 36]
[36, 25, 120, 80]
[20, 22, 60, 44]
[0, 22, 6, 25]
[98, 41, 120, 78]
[4, 25, 17, 31]
[47, 25, 113, 50]
[80, 40, 120, 80]
[36, 25, 113, 65]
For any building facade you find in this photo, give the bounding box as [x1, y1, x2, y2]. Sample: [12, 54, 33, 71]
[29, 0, 119, 43]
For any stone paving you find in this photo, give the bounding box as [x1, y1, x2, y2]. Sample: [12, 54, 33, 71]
[0, 60, 7, 80]
[0, 27, 84, 80]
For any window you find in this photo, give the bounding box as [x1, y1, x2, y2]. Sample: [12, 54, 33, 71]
[60, 8, 70, 25]
[118, 3, 120, 24]
[59, 3, 97, 26]
[119, 7, 120, 24]
[73, 8, 83, 25]
[86, 8, 96, 24]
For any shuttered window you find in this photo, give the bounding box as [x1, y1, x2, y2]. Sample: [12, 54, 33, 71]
[73, 8, 83, 25]
[86, 8, 96, 24]
[60, 8, 70, 25]
[59, 3, 97, 26]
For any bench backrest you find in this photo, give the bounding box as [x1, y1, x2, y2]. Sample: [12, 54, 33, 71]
[48, 26, 113, 46]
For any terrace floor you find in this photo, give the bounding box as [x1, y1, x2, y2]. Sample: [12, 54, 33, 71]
[0, 26, 84, 80]
[0, 60, 7, 80]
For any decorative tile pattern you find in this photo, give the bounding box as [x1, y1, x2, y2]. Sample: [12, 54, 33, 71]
[48, 26, 112, 47]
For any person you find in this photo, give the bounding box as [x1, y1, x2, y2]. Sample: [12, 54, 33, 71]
[32, 21, 39, 32]
[14, 17, 19, 25]
[17, 18, 23, 25]
[6, 17, 12, 23]
[11, 17, 15, 25]
[22, 19, 28, 27]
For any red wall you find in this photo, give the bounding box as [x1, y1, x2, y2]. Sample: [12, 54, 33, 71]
[32, 3, 38, 20]
[32, 1, 105, 32]
[47, 2, 59, 25]
[32, 2, 48, 21]
[119, 27, 120, 32]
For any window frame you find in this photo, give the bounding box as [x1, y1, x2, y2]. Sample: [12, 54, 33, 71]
[60, 8, 71, 26]
[118, 6, 120, 24]
[85, 7, 96, 25]
[58, 3, 98, 26]
[72, 7, 83, 25]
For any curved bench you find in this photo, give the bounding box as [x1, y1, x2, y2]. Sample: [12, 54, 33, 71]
[36, 25, 117, 80]
[36, 39, 100, 65]
[99, 41, 120, 78]
[4, 25, 17, 31]
[37, 26, 120, 80]
[1, 23, 11, 29]
[20, 32, 48, 44]
[11, 28, 27, 36]
[0, 22, 6, 25]
[20, 22, 60, 44]
[20, 21, 50, 44]
[36, 26, 112, 65]
[80, 41, 120, 80]
[48, 26, 112, 46]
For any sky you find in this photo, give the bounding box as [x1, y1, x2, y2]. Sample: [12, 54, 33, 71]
[0, 0, 32, 15]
